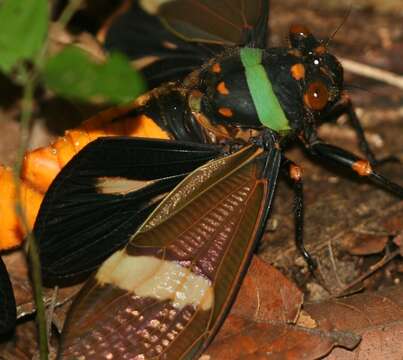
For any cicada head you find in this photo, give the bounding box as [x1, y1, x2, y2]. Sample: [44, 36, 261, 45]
[288, 24, 344, 123]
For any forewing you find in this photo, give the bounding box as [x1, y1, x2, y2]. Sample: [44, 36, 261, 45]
[104, 2, 221, 87]
[34, 137, 222, 284]
[58, 144, 281, 359]
[141, 0, 270, 47]
[0, 257, 16, 334]
[104, 1, 269, 86]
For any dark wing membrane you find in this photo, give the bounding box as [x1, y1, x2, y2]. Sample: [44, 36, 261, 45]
[145, 0, 269, 47]
[0, 257, 16, 334]
[34, 137, 222, 284]
[58, 144, 281, 359]
[104, 2, 221, 87]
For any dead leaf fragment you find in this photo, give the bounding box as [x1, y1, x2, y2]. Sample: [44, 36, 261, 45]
[204, 257, 359, 359]
[231, 257, 304, 323]
[204, 319, 360, 360]
[342, 233, 389, 255]
[305, 285, 403, 359]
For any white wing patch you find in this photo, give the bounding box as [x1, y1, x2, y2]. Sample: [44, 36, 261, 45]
[96, 177, 155, 195]
[140, 0, 172, 15]
[96, 250, 214, 311]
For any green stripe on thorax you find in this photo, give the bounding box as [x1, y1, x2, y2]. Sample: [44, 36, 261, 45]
[240, 48, 290, 132]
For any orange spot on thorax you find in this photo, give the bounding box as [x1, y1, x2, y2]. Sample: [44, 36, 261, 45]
[218, 107, 233, 118]
[290, 63, 305, 80]
[217, 81, 229, 95]
[212, 63, 221, 73]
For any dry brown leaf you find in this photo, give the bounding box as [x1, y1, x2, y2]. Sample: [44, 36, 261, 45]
[203, 258, 359, 359]
[341, 233, 389, 256]
[230, 256, 303, 323]
[203, 318, 359, 360]
[305, 285, 403, 359]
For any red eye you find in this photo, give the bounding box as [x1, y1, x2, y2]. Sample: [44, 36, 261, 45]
[304, 81, 329, 111]
[289, 24, 310, 38]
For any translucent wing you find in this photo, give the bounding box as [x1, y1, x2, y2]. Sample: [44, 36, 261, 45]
[143, 0, 270, 47]
[104, 0, 269, 86]
[58, 144, 281, 359]
[104, 2, 221, 87]
[34, 137, 222, 284]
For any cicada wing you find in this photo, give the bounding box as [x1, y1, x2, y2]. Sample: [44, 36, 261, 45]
[34, 137, 222, 284]
[0, 257, 16, 335]
[58, 144, 281, 359]
[104, 2, 221, 87]
[142, 0, 270, 47]
[104, 0, 269, 87]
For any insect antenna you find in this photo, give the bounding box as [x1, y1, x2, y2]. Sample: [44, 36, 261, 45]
[344, 83, 374, 95]
[324, 4, 352, 48]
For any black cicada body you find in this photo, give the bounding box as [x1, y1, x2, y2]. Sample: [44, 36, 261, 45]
[31, 1, 403, 358]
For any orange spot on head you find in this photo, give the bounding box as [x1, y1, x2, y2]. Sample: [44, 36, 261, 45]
[216, 81, 229, 95]
[289, 164, 303, 182]
[315, 45, 326, 55]
[212, 63, 221, 73]
[352, 160, 372, 177]
[218, 107, 233, 118]
[290, 63, 305, 80]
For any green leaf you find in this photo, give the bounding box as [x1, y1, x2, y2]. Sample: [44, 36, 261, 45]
[0, 0, 48, 73]
[43, 47, 147, 103]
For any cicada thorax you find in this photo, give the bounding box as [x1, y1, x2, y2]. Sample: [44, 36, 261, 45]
[184, 35, 346, 142]
[185, 48, 300, 143]
[0, 86, 207, 250]
[200, 50, 262, 128]
[180, 50, 269, 146]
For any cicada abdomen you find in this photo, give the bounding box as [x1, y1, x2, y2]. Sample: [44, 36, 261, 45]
[0, 96, 171, 250]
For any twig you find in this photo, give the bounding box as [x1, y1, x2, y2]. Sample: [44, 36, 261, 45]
[46, 286, 59, 344]
[340, 57, 403, 91]
[335, 248, 400, 297]
[57, 0, 83, 28]
[327, 240, 345, 289]
[10, 2, 84, 358]
[13, 65, 49, 359]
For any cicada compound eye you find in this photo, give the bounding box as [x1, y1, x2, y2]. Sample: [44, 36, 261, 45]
[303, 81, 329, 111]
[289, 24, 311, 48]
